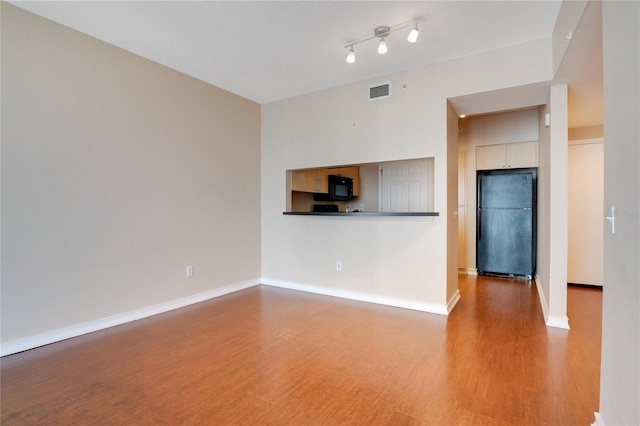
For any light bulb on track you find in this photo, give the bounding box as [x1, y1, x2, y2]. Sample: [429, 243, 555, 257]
[378, 38, 388, 54]
[407, 25, 419, 43]
[346, 46, 355, 63]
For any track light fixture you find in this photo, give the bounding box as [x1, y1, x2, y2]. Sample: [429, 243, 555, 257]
[344, 17, 426, 64]
[378, 38, 388, 54]
[346, 46, 356, 63]
[407, 25, 419, 43]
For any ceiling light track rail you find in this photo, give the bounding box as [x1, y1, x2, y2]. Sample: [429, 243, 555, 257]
[344, 17, 426, 63]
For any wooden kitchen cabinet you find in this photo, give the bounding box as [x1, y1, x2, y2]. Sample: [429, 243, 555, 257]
[476, 141, 538, 170]
[291, 168, 329, 193]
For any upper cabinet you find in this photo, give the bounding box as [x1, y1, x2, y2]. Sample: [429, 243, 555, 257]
[291, 168, 329, 193]
[476, 141, 538, 170]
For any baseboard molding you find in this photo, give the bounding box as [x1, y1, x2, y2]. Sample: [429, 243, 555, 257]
[447, 290, 461, 313]
[0, 279, 261, 357]
[546, 315, 570, 329]
[466, 268, 478, 276]
[262, 278, 450, 316]
[536, 274, 550, 322]
[535, 275, 570, 329]
[592, 412, 605, 426]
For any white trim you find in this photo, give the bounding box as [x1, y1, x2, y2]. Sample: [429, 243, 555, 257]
[466, 268, 478, 276]
[536, 274, 550, 321]
[262, 278, 449, 316]
[447, 290, 461, 313]
[568, 137, 604, 146]
[546, 315, 570, 329]
[535, 274, 570, 329]
[592, 412, 605, 426]
[0, 279, 261, 357]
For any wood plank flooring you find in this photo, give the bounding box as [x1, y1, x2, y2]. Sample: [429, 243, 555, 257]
[1, 276, 602, 425]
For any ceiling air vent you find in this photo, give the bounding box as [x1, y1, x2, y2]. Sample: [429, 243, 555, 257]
[368, 82, 391, 101]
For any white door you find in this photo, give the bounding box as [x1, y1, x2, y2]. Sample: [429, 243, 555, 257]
[379, 159, 433, 212]
[568, 141, 604, 286]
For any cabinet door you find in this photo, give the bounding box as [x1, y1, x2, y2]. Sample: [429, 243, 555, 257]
[476, 144, 506, 170]
[292, 169, 326, 193]
[506, 141, 538, 168]
[315, 169, 329, 193]
[477, 142, 538, 170]
[291, 170, 308, 192]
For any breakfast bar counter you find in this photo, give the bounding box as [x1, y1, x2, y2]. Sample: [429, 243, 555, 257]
[283, 211, 439, 217]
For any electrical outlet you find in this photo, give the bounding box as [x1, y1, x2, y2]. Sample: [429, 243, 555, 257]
[186, 265, 193, 277]
[336, 261, 342, 271]
[359, 203, 365, 211]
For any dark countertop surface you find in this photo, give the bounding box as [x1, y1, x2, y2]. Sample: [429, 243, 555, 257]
[283, 211, 439, 217]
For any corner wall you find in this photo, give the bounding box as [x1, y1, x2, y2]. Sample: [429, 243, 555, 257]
[1, 4, 262, 351]
[536, 86, 569, 329]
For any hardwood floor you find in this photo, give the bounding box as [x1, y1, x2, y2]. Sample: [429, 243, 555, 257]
[1, 276, 602, 425]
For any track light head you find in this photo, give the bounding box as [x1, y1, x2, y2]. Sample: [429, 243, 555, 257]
[407, 25, 419, 43]
[378, 38, 388, 54]
[346, 46, 355, 63]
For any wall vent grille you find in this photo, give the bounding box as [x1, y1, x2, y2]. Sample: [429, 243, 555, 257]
[368, 82, 391, 101]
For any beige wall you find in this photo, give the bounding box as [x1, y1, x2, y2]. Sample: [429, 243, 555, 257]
[1, 4, 261, 345]
[261, 39, 553, 313]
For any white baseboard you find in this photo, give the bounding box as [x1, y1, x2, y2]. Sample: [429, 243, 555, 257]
[536, 274, 550, 321]
[592, 412, 605, 426]
[546, 315, 570, 329]
[535, 275, 570, 329]
[0, 279, 261, 357]
[466, 268, 478, 276]
[447, 290, 461, 313]
[262, 278, 449, 316]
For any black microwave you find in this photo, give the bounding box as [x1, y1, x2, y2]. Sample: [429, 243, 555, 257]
[328, 175, 353, 201]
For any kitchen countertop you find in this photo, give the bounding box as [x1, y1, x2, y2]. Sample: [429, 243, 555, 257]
[283, 211, 439, 217]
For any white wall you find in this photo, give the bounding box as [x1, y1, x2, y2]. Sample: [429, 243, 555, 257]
[1, 4, 262, 349]
[261, 39, 553, 314]
[536, 103, 552, 320]
[536, 85, 570, 329]
[548, 85, 570, 328]
[598, 1, 640, 424]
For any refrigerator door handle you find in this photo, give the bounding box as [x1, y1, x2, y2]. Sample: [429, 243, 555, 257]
[477, 208, 482, 240]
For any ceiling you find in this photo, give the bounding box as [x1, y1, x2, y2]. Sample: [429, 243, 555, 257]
[10, 1, 563, 104]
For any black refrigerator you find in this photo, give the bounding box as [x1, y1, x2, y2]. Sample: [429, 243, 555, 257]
[476, 168, 536, 279]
